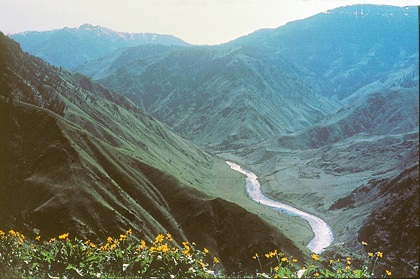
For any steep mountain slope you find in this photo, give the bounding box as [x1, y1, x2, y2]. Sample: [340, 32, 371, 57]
[233, 5, 418, 100]
[0, 33, 305, 273]
[357, 165, 419, 277]
[325, 164, 419, 277]
[10, 24, 189, 69]
[78, 44, 337, 150]
[274, 86, 418, 150]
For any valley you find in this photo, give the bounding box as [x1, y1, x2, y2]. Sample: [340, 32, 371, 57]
[2, 4, 419, 277]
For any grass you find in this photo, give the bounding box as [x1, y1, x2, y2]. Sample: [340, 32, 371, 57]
[0, 229, 393, 279]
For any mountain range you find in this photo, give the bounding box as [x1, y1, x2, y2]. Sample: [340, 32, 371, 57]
[3, 4, 419, 277]
[10, 24, 189, 69]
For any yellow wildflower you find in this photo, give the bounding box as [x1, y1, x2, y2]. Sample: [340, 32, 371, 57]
[8, 230, 17, 237]
[314, 272, 319, 277]
[329, 259, 334, 265]
[274, 266, 279, 271]
[107, 236, 113, 244]
[203, 247, 209, 254]
[89, 242, 96, 248]
[119, 234, 127, 241]
[100, 243, 109, 251]
[252, 253, 258, 260]
[183, 245, 190, 256]
[35, 235, 41, 241]
[385, 270, 391, 276]
[347, 257, 351, 261]
[368, 252, 374, 257]
[353, 270, 358, 275]
[347, 260, 351, 265]
[281, 257, 287, 262]
[157, 244, 169, 253]
[59, 233, 69, 240]
[199, 260, 206, 268]
[361, 241, 368, 246]
[345, 265, 351, 270]
[293, 258, 298, 263]
[155, 234, 164, 243]
[376, 251, 383, 258]
[0, 230, 5, 239]
[49, 237, 56, 242]
[265, 253, 270, 258]
[271, 249, 278, 257]
[311, 254, 319, 261]
[126, 229, 132, 236]
[137, 239, 146, 251]
[213, 256, 220, 264]
[166, 233, 172, 242]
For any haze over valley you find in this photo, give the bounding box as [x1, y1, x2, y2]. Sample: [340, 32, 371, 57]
[1, 4, 418, 277]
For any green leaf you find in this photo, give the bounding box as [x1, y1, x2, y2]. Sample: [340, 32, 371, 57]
[66, 264, 77, 271]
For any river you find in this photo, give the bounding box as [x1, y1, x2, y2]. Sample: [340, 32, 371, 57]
[226, 161, 334, 254]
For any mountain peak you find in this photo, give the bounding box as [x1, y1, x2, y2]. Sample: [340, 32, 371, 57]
[79, 23, 98, 30]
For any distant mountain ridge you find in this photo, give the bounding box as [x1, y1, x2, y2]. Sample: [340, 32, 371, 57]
[232, 5, 418, 100]
[10, 24, 189, 69]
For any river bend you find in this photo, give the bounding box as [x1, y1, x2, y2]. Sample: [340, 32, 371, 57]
[226, 161, 334, 254]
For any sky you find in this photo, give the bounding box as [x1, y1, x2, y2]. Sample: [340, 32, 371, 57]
[0, 0, 418, 45]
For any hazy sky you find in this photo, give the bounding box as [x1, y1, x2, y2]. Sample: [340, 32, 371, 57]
[0, 0, 418, 45]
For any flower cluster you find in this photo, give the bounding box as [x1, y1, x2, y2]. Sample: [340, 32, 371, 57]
[0, 232, 394, 278]
[252, 241, 392, 278]
[0, 229, 219, 278]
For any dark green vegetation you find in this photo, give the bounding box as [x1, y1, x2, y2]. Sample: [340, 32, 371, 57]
[2, 4, 419, 278]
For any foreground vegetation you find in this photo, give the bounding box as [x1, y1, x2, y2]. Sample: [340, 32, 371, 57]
[0, 229, 392, 278]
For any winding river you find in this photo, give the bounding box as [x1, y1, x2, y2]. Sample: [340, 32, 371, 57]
[226, 161, 334, 254]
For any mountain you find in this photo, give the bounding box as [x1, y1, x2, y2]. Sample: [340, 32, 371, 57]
[10, 24, 189, 69]
[273, 86, 418, 150]
[325, 163, 419, 277]
[3, 4, 418, 277]
[82, 44, 337, 150]
[0, 32, 305, 273]
[357, 164, 419, 277]
[233, 5, 418, 100]
[73, 5, 417, 151]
